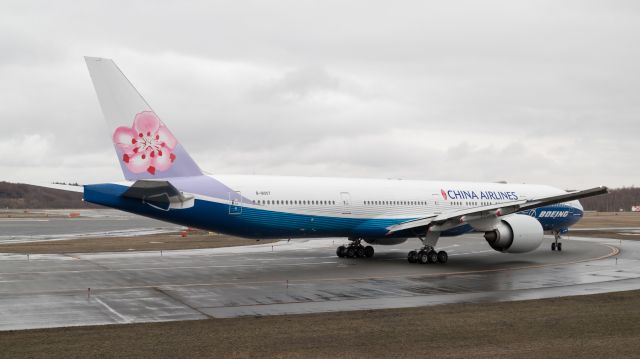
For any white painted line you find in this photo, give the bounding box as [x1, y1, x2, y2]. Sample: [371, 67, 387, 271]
[0, 219, 50, 222]
[0, 261, 340, 276]
[449, 250, 494, 256]
[94, 297, 131, 324]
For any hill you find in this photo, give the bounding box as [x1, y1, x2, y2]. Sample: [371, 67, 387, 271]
[0, 182, 100, 209]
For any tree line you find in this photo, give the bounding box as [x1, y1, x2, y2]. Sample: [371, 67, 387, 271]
[579, 186, 640, 212]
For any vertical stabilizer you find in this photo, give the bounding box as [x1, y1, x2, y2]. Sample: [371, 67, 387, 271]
[85, 57, 202, 180]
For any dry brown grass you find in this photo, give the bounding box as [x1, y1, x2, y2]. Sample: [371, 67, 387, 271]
[0, 231, 276, 254]
[574, 211, 640, 228]
[2, 290, 640, 358]
[0, 210, 68, 219]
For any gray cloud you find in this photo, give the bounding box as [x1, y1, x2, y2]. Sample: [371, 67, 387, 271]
[1, 0, 639, 188]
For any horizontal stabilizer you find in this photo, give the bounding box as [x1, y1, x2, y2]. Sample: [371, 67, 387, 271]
[122, 180, 195, 211]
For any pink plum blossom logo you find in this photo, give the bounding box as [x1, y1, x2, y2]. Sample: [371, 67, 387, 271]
[112, 111, 177, 175]
[441, 189, 448, 200]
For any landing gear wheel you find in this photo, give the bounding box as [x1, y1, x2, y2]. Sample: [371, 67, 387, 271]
[557, 242, 562, 251]
[418, 251, 430, 264]
[364, 246, 374, 258]
[551, 242, 556, 251]
[437, 251, 448, 264]
[356, 246, 365, 258]
[346, 247, 356, 258]
[336, 246, 346, 258]
[427, 250, 438, 264]
[408, 250, 418, 263]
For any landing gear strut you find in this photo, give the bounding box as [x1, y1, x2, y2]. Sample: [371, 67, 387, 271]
[551, 231, 563, 251]
[408, 231, 448, 264]
[336, 238, 374, 259]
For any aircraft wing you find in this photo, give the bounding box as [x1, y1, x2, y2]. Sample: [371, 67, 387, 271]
[386, 186, 608, 235]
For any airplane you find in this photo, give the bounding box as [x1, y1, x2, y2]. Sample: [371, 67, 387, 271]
[80, 56, 607, 265]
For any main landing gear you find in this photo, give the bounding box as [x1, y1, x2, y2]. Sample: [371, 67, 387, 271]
[551, 231, 563, 251]
[336, 238, 374, 259]
[407, 247, 448, 264]
[408, 231, 447, 264]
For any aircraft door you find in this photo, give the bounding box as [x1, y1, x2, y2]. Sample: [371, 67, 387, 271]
[340, 192, 351, 214]
[229, 191, 242, 215]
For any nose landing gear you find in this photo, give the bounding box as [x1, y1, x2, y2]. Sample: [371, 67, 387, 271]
[336, 238, 374, 259]
[551, 231, 563, 251]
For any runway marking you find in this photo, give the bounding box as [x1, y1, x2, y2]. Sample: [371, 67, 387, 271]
[228, 256, 336, 262]
[0, 244, 620, 297]
[0, 261, 339, 276]
[153, 287, 213, 319]
[0, 219, 50, 222]
[94, 297, 131, 324]
[449, 250, 494, 256]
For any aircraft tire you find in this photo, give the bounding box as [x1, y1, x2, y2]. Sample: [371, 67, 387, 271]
[437, 251, 448, 264]
[557, 243, 562, 251]
[346, 247, 356, 258]
[364, 246, 374, 258]
[408, 251, 417, 263]
[419, 251, 430, 264]
[336, 246, 346, 258]
[427, 250, 438, 264]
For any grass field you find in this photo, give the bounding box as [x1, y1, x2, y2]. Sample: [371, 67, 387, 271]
[1, 290, 640, 358]
[574, 211, 640, 228]
[0, 230, 277, 254]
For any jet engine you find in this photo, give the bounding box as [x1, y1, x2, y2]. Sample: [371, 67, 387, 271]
[484, 214, 543, 253]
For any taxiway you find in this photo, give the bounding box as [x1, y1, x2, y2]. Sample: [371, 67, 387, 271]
[0, 234, 634, 331]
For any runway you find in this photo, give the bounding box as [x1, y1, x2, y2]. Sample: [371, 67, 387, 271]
[0, 234, 636, 331]
[0, 209, 178, 244]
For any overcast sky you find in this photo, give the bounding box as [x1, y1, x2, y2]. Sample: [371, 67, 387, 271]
[1, 1, 638, 188]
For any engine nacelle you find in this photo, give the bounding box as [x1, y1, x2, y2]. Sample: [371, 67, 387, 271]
[484, 214, 543, 253]
[363, 237, 408, 245]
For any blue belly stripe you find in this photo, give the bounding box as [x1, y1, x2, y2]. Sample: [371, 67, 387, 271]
[83, 183, 583, 239]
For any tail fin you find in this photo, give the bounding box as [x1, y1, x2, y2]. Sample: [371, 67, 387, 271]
[85, 57, 202, 180]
